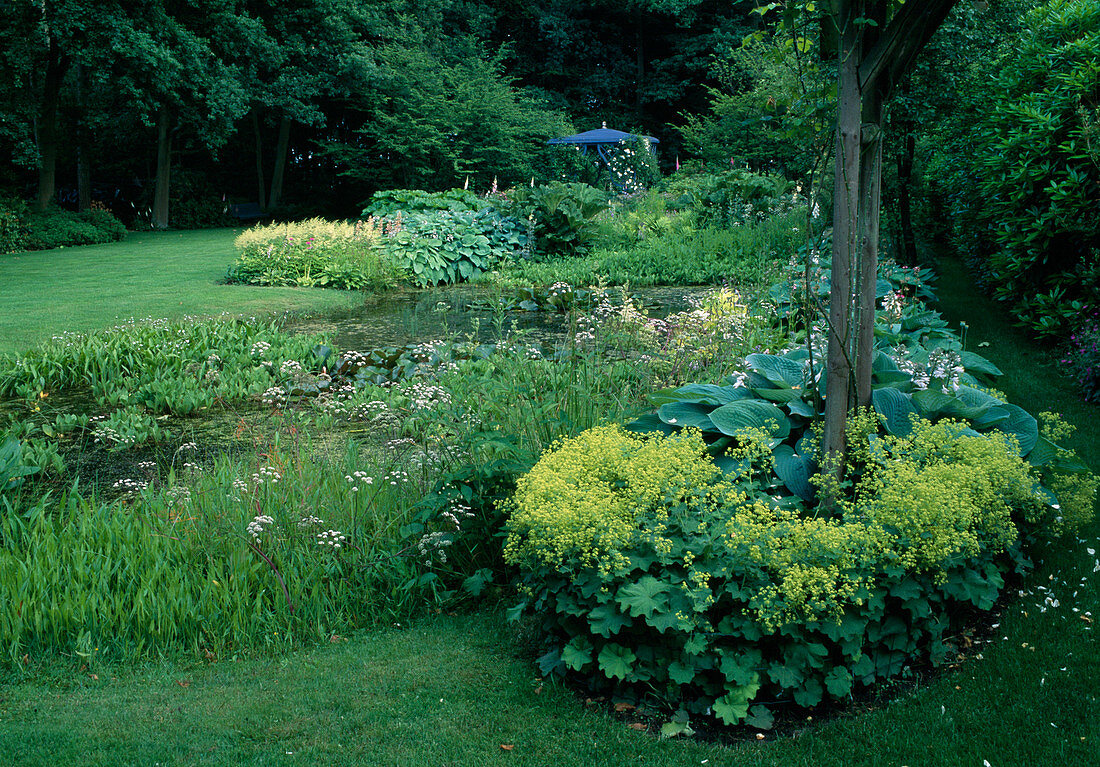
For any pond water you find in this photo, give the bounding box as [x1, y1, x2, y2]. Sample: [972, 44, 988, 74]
[289, 284, 711, 351]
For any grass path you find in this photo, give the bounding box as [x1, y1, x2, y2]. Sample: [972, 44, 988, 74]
[0, 230, 364, 354]
[0, 256, 1097, 766]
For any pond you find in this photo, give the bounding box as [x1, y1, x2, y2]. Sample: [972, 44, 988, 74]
[289, 284, 712, 352]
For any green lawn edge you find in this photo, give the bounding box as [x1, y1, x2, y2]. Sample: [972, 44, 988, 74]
[0, 230, 365, 354]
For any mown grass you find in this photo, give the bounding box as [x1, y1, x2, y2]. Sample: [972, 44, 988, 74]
[0, 230, 365, 353]
[0, 254, 1097, 766]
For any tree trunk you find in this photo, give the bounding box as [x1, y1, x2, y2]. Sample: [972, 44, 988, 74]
[635, 13, 645, 122]
[34, 40, 66, 212]
[152, 105, 172, 230]
[252, 109, 267, 210]
[896, 110, 918, 264]
[856, 91, 884, 409]
[76, 63, 91, 212]
[823, 0, 864, 466]
[268, 115, 291, 210]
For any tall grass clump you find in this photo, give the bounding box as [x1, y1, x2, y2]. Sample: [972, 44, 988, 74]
[0, 432, 457, 665]
[228, 218, 400, 290]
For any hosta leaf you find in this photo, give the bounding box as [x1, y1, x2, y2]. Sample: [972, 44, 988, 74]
[708, 399, 790, 440]
[1027, 435, 1060, 467]
[655, 383, 752, 405]
[711, 674, 761, 725]
[616, 576, 670, 619]
[959, 350, 1003, 377]
[597, 643, 636, 681]
[745, 353, 806, 388]
[787, 397, 817, 418]
[872, 387, 916, 437]
[994, 404, 1039, 456]
[658, 401, 717, 431]
[753, 387, 806, 403]
[624, 412, 675, 436]
[972, 405, 1011, 429]
[912, 388, 956, 417]
[773, 444, 815, 501]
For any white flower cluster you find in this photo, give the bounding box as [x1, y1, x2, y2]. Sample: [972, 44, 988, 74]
[403, 381, 451, 411]
[182, 461, 202, 472]
[206, 353, 222, 366]
[250, 341, 271, 358]
[548, 281, 573, 298]
[137, 460, 157, 471]
[441, 499, 474, 531]
[892, 346, 965, 393]
[166, 486, 191, 507]
[340, 350, 371, 370]
[112, 478, 148, 493]
[316, 529, 346, 548]
[298, 515, 323, 528]
[410, 340, 447, 363]
[247, 514, 275, 540]
[882, 290, 907, 321]
[349, 400, 390, 422]
[231, 478, 249, 494]
[252, 465, 282, 486]
[385, 469, 410, 486]
[345, 471, 374, 491]
[261, 386, 286, 407]
[418, 530, 452, 566]
[280, 360, 303, 375]
[177, 442, 198, 453]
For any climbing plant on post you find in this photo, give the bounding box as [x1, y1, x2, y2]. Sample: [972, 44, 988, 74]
[761, 0, 959, 469]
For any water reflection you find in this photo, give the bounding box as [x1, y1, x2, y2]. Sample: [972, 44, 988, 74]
[290, 285, 710, 351]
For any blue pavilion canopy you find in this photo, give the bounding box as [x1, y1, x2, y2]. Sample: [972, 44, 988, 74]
[546, 123, 659, 148]
[547, 122, 659, 192]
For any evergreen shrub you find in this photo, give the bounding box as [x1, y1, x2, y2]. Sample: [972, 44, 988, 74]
[934, 0, 1100, 338]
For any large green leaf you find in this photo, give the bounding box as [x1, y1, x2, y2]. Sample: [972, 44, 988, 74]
[707, 399, 790, 440]
[597, 643, 636, 681]
[711, 674, 761, 725]
[824, 667, 853, 698]
[616, 576, 670, 619]
[652, 383, 752, 405]
[745, 353, 806, 388]
[753, 387, 807, 403]
[561, 637, 593, 671]
[872, 387, 917, 437]
[624, 412, 675, 436]
[658, 401, 717, 431]
[773, 444, 815, 501]
[959, 350, 1003, 377]
[589, 603, 631, 637]
[994, 404, 1039, 456]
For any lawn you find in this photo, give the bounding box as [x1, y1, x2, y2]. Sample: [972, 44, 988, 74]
[0, 230, 365, 354]
[0, 253, 1096, 767]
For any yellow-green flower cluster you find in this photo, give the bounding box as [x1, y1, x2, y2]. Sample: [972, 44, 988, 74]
[856, 419, 1039, 572]
[503, 425, 719, 574]
[726, 501, 891, 630]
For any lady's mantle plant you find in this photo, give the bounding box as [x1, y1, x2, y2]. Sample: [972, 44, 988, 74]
[505, 407, 1094, 730]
